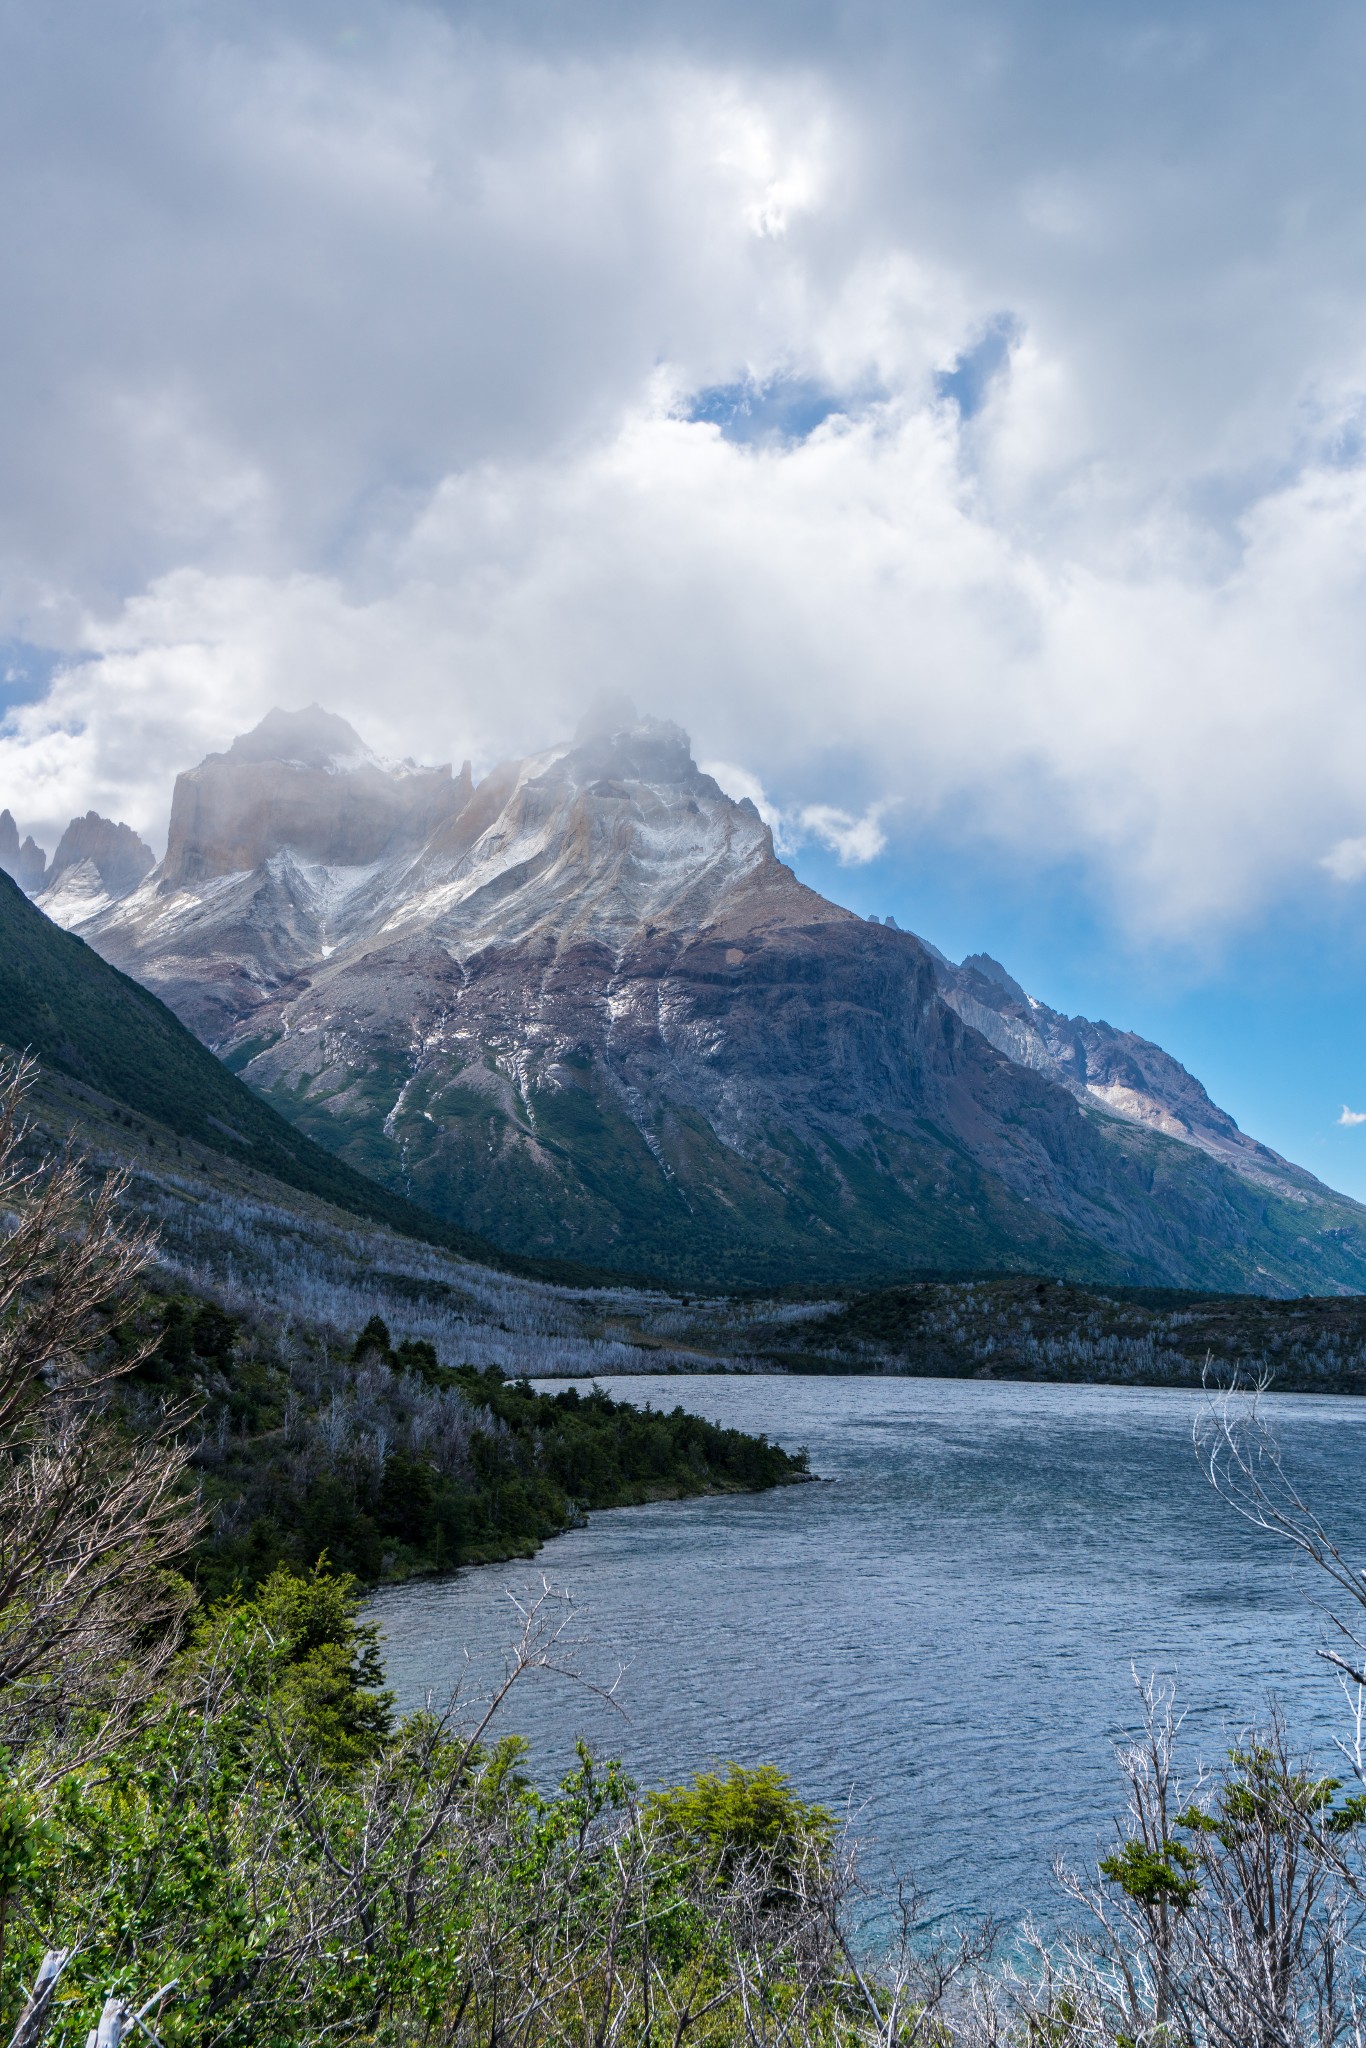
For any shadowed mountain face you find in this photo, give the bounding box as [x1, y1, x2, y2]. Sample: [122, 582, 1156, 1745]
[58, 710, 1366, 1293]
[933, 955, 1302, 1194]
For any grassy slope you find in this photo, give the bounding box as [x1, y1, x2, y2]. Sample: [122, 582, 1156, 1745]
[1079, 1106, 1366, 1298]
[0, 873, 616, 1285]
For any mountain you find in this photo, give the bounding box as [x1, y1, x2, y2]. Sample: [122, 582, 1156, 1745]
[0, 808, 46, 893]
[933, 953, 1306, 1196]
[37, 811, 155, 924]
[54, 707, 1366, 1294]
[2, 801, 157, 917]
[0, 865, 578, 1276]
[161, 705, 469, 889]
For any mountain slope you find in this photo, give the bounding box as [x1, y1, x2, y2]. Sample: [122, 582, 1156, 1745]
[64, 709, 1366, 1295]
[0, 868, 571, 1274]
[935, 952, 1306, 1195]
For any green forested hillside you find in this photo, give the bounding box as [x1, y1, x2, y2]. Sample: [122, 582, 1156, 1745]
[761, 1272, 1366, 1389]
[125, 1298, 808, 1597]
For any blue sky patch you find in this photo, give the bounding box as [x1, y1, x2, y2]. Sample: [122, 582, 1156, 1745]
[0, 639, 69, 719]
[685, 376, 849, 446]
[935, 315, 1022, 421]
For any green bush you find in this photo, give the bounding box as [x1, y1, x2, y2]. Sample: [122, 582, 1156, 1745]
[2, 1566, 864, 2046]
[647, 1762, 836, 1895]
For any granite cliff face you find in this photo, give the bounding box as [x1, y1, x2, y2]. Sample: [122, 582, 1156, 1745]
[58, 708, 1366, 1293]
[0, 809, 46, 893]
[2, 805, 154, 918]
[161, 706, 469, 886]
[40, 811, 155, 920]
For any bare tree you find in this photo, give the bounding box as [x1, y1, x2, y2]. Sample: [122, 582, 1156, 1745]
[0, 1054, 202, 1761]
[1034, 1695, 1364, 2048]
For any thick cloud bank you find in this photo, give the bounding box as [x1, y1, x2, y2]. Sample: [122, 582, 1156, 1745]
[4, 0, 1366, 935]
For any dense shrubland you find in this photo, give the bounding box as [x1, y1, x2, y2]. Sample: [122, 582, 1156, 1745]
[6, 1053, 1366, 2044]
[6, 1567, 893, 2046]
[120, 1295, 806, 1599]
[776, 1275, 1366, 1391]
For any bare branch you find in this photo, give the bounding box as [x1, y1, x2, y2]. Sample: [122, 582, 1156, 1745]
[0, 1055, 202, 1757]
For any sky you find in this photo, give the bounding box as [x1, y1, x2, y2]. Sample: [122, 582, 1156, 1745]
[3, 0, 1366, 1189]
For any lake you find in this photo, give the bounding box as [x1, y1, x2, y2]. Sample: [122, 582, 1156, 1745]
[372, 1374, 1366, 1924]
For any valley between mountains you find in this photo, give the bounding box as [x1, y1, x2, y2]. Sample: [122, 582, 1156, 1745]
[10, 702, 1366, 1298]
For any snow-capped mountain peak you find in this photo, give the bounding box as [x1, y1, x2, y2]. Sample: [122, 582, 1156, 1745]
[24, 706, 1366, 1295]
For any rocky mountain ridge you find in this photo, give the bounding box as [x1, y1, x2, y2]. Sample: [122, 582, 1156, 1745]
[31, 706, 1366, 1293]
[0, 808, 48, 893]
[1, 806, 155, 922]
[933, 953, 1302, 1197]
[0, 862, 552, 1273]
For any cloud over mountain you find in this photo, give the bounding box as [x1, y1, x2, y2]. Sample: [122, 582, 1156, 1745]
[3, 0, 1366, 939]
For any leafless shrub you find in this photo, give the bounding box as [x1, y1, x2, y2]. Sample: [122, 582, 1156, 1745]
[1198, 1381, 1366, 1716]
[1032, 1673, 1365, 2048]
[0, 1055, 202, 1761]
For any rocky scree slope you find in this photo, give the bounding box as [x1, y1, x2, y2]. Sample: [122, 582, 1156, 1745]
[61, 706, 1366, 1294]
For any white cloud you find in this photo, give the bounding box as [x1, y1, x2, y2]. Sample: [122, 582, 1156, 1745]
[1322, 837, 1366, 883]
[697, 760, 777, 822]
[1339, 1106, 1366, 1126]
[795, 803, 890, 866]
[12, 380, 1366, 927]
[698, 762, 888, 865]
[4, 2, 1366, 939]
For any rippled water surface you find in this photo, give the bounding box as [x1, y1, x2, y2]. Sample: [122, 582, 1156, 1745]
[372, 1375, 1366, 1921]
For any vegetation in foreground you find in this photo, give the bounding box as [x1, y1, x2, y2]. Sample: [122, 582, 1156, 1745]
[5, 1052, 1366, 2044]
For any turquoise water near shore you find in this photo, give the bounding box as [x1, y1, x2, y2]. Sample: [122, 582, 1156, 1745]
[372, 1375, 1366, 1922]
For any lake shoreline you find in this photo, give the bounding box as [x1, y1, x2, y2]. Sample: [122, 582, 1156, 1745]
[372, 1371, 1366, 1923]
[551, 1358, 1366, 1395]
